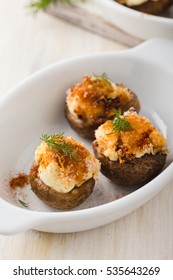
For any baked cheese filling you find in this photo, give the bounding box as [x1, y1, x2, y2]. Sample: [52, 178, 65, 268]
[117, 0, 158, 7]
[35, 136, 100, 193]
[95, 110, 168, 163]
[66, 75, 133, 120]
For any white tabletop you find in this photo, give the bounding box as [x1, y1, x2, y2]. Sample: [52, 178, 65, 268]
[0, 0, 172, 260]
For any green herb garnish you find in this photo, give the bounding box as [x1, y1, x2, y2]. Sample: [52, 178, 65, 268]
[27, 0, 74, 13]
[109, 109, 132, 134]
[19, 199, 29, 208]
[93, 72, 113, 89]
[41, 133, 77, 158]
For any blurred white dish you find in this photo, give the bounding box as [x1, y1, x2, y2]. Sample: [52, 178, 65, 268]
[93, 0, 173, 40]
[0, 38, 173, 235]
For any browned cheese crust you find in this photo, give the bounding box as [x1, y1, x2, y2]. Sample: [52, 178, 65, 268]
[65, 90, 140, 139]
[65, 76, 140, 139]
[30, 162, 95, 210]
[116, 0, 173, 15]
[92, 141, 166, 187]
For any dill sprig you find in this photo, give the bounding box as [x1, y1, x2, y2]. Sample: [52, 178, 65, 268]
[19, 199, 29, 208]
[93, 72, 113, 89]
[109, 109, 132, 134]
[27, 0, 73, 13]
[40, 133, 77, 158]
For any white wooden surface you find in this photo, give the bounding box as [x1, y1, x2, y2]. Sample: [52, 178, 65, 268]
[46, 2, 143, 47]
[0, 0, 173, 260]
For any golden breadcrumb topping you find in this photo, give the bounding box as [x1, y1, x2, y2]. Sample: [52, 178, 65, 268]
[35, 136, 100, 193]
[95, 111, 168, 163]
[66, 75, 132, 120]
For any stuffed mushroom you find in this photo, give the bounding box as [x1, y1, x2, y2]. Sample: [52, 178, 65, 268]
[92, 108, 168, 187]
[65, 74, 140, 139]
[116, 0, 173, 15]
[30, 133, 100, 209]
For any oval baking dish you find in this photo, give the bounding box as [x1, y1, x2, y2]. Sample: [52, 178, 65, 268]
[0, 38, 173, 235]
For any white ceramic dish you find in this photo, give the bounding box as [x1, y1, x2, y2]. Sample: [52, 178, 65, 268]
[0, 38, 173, 235]
[93, 0, 173, 40]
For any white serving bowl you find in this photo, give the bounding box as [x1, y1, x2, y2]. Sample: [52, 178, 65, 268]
[0, 38, 173, 235]
[93, 0, 173, 40]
